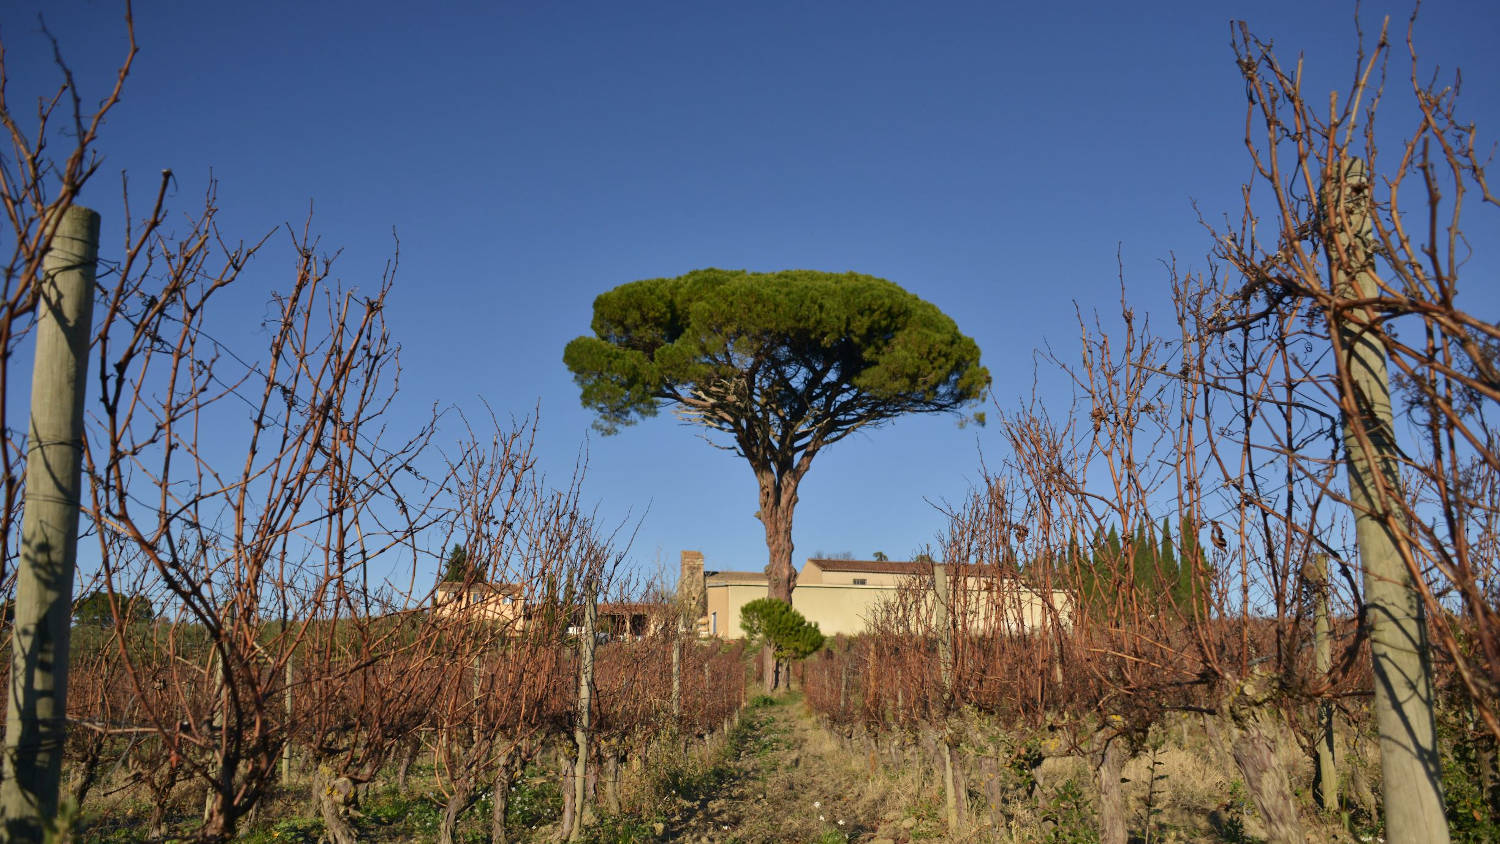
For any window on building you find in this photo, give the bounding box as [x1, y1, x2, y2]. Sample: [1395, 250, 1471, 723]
[711, 612, 718, 635]
[853, 578, 868, 585]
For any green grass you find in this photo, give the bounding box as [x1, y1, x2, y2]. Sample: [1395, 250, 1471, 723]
[239, 816, 324, 844]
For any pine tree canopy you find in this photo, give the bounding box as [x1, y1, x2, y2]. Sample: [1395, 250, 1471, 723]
[739, 597, 825, 661]
[563, 268, 989, 447]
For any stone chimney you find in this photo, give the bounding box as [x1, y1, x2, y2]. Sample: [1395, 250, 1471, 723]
[678, 550, 706, 618]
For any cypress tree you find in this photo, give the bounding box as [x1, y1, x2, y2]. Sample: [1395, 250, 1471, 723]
[1176, 517, 1203, 615]
[442, 545, 479, 582]
[1105, 524, 1123, 586]
[1158, 517, 1179, 607]
[1079, 527, 1106, 612]
[1130, 521, 1155, 597]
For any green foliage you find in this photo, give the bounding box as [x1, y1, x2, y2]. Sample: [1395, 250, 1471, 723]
[1175, 517, 1208, 613]
[362, 786, 442, 834]
[872, 550, 889, 562]
[239, 816, 324, 844]
[563, 269, 988, 437]
[1157, 518, 1177, 598]
[1211, 780, 1260, 844]
[505, 764, 564, 831]
[584, 813, 662, 844]
[1007, 738, 1044, 796]
[73, 591, 153, 626]
[740, 598, 825, 661]
[1039, 778, 1097, 844]
[1439, 708, 1500, 842]
[1071, 518, 1211, 616]
[441, 544, 481, 582]
[659, 756, 734, 805]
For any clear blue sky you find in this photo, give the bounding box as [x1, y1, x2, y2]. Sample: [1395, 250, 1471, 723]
[8, 1, 1498, 588]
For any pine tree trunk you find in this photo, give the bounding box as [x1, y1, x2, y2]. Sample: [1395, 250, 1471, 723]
[756, 474, 799, 605]
[755, 470, 801, 688]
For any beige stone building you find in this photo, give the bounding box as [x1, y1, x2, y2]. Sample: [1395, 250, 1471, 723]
[432, 581, 525, 627]
[433, 582, 670, 641]
[684, 552, 1073, 639]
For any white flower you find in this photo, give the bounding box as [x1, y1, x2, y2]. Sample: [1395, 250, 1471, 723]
[838, 820, 845, 826]
[819, 815, 826, 822]
[813, 801, 821, 808]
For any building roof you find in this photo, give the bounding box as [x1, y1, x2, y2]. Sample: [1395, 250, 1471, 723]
[803, 559, 1016, 578]
[803, 558, 930, 575]
[705, 570, 768, 585]
[435, 581, 522, 597]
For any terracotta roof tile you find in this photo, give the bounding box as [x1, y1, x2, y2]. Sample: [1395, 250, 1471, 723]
[436, 581, 523, 595]
[705, 570, 768, 584]
[804, 559, 1013, 577]
[804, 559, 930, 575]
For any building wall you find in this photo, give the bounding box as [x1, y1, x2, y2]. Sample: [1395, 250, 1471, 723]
[432, 587, 524, 627]
[791, 584, 897, 635]
[701, 582, 900, 638]
[947, 584, 1076, 634]
[700, 579, 1074, 639]
[803, 565, 913, 587]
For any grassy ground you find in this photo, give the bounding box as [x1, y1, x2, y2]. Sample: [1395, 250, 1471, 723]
[650, 692, 924, 844]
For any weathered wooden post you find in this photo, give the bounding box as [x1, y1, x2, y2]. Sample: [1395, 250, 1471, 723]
[1308, 553, 1337, 812]
[1, 205, 99, 838]
[932, 563, 963, 833]
[671, 629, 682, 720]
[568, 580, 598, 841]
[282, 656, 294, 784]
[1323, 158, 1447, 842]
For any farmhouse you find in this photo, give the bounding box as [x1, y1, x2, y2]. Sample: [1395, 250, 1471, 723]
[433, 580, 524, 625]
[680, 550, 1073, 639]
[433, 580, 670, 641]
[432, 551, 1071, 641]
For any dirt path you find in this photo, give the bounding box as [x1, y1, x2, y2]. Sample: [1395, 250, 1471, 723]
[661, 695, 936, 844]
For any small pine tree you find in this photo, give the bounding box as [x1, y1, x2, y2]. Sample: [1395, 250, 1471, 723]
[740, 598, 825, 662]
